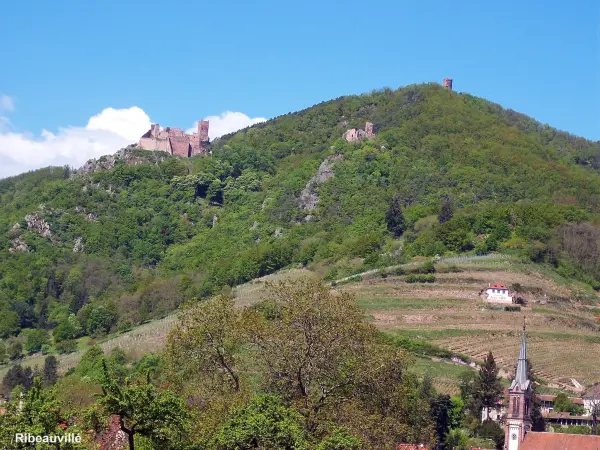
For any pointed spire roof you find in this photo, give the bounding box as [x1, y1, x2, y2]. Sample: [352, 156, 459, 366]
[510, 321, 530, 391]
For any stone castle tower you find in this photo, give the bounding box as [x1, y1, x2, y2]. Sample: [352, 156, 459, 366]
[443, 78, 453, 90]
[504, 325, 533, 450]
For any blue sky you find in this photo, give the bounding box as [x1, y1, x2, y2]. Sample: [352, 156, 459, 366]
[0, 0, 598, 177]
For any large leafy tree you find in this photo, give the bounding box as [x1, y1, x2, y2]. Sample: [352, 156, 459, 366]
[166, 294, 244, 394]
[243, 278, 435, 448]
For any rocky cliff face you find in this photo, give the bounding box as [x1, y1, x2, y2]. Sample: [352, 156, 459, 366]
[298, 154, 343, 212]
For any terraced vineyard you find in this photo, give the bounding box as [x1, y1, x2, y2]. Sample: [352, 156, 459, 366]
[344, 256, 600, 393]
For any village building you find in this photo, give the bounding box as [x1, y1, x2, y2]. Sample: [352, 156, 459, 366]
[485, 282, 513, 304]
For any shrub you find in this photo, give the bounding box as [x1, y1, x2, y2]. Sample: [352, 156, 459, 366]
[504, 306, 521, 312]
[56, 339, 77, 354]
[405, 274, 436, 283]
[392, 266, 406, 276]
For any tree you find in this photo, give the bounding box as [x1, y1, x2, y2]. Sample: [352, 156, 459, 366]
[439, 196, 454, 224]
[166, 294, 243, 393]
[316, 428, 362, 450]
[526, 359, 545, 432]
[476, 352, 503, 421]
[0, 309, 20, 338]
[430, 394, 452, 450]
[243, 278, 372, 430]
[386, 194, 406, 237]
[98, 360, 189, 450]
[241, 278, 435, 447]
[444, 428, 469, 450]
[43, 355, 58, 386]
[0, 378, 87, 449]
[448, 396, 465, 430]
[53, 315, 80, 342]
[210, 394, 308, 450]
[2, 364, 33, 395]
[458, 370, 480, 421]
[553, 393, 574, 413]
[23, 329, 49, 354]
[0, 341, 6, 364]
[8, 341, 22, 360]
[477, 420, 504, 450]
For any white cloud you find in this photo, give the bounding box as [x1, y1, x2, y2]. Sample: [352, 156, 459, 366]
[0, 95, 15, 112]
[0, 104, 267, 180]
[0, 106, 151, 179]
[187, 111, 267, 140]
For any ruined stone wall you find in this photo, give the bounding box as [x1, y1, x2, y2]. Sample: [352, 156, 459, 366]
[443, 78, 453, 90]
[169, 136, 191, 157]
[138, 137, 171, 153]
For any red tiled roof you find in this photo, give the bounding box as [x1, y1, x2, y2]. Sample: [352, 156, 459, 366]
[395, 445, 430, 450]
[489, 282, 508, 289]
[520, 432, 600, 450]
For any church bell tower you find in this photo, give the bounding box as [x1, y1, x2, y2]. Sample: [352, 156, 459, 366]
[505, 324, 532, 450]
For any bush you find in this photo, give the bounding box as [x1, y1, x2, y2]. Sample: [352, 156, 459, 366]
[392, 266, 406, 276]
[504, 305, 521, 312]
[405, 274, 436, 283]
[56, 339, 77, 354]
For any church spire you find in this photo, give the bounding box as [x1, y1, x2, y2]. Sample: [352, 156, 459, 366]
[511, 320, 530, 390]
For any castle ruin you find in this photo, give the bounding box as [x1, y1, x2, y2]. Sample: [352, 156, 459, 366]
[137, 120, 210, 157]
[344, 121, 375, 143]
[443, 78, 453, 90]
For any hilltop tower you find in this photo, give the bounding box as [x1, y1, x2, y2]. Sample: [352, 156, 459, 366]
[504, 324, 533, 450]
[198, 120, 209, 142]
[443, 78, 453, 90]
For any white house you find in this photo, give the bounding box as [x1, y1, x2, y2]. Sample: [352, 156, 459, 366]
[485, 282, 513, 304]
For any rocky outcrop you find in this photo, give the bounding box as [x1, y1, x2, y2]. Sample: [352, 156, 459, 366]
[74, 206, 98, 222]
[73, 148, 172, 176]
[73, 237, 84, 253]
[25, 213, 52, 238]
[298, 155, 343, 211]
[9, 237, 28, 253]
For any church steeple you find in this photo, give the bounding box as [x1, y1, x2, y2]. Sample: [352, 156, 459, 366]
[511, 323, 530, 391]
[505, 321, 533, 450]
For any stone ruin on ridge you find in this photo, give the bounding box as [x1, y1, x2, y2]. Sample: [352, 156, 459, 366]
[343, 121, 375, 143]
[137, 120, 210, 157]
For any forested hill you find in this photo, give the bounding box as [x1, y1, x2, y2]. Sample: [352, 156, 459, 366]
[1, 82, 600, 349]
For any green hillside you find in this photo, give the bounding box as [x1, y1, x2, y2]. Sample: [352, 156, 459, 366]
[1, 82, 600, 349]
